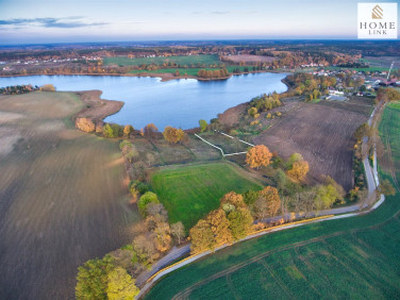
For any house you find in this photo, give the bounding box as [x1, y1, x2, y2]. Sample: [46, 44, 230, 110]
[328, 89, 344, 96]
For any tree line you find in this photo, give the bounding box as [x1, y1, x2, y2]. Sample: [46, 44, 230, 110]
[0, 84, 55, 95]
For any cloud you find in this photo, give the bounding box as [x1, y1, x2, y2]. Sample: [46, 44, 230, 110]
[0, 17, 108, 29]
[211, 11, 230, 15]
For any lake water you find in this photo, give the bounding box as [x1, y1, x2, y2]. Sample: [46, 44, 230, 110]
[0, 73, 287, 130]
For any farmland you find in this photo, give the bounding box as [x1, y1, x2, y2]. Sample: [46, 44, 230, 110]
[103, 54, 221, 67]
[254, 99, 372, 191]
[379, 102, 400, 189]
[144, 104, 400, 300]
[0, 92, 140, 299]
[151, 163, 263, 229]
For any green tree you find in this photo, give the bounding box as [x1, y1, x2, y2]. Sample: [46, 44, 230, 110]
[103, 124, 114, 138]
[106, 267, 139, 300]
[75, 255, 114, 300]
[314, 184, 341, 210]
[199, 119, 208, 132]
[227, 208, 253, 240]
[138, 192, 159, 213]
[243, 190, 259, 206]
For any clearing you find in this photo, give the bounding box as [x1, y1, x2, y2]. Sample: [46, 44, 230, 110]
[151, 162, 263, 229]
[0, 92, 140, 300]
[144, 103, 400, 300]
[254, 99, 372, 191]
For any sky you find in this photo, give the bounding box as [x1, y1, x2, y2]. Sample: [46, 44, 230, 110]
[0, 0, 398, 44]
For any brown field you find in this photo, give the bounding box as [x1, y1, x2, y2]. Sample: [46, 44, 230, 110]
[254, 100, 371, 191]
[0, 92, 140, 299]
[224, 54, 277, 64]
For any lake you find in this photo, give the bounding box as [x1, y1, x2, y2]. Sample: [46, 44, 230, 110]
[0, 73, 288, 130]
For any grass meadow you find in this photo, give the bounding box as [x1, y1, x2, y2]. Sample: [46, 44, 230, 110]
[103, 54, 221, 67]
[151, 163, 263, 229]
[144, 103, 400, 299]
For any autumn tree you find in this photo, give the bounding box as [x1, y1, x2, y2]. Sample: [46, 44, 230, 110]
[163, 126, 186, 144]
[220, 191, 247, 209]
[106, 267, 139, 300]
[254, 186, 281, 219]
[376, 88, 400, 103]
[246, 145, 273, 169]
[171, 222, 185, 245]
[132, 234, 159, 267]
[163, 126, 180, 144]
[207, 209, 233, 246]
[287, 161, 309, 181]
[176, 128, 186, 143]
[144, 123, 158, 140]
[190, 219, 214, 254]
[199, 119, 207, 132]
[123, 125, 134, 137]
[153, 221, 172, 252]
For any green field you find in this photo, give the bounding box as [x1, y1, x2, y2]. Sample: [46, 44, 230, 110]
[326, 66, 398, 73]
[145, 104, 400, 299]
[151, 163, 263, 229]
[103, 54, 221, 67]
[379, 102, 400, 181]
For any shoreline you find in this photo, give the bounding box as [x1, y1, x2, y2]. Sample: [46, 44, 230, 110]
[0, 69, 288, 83]
[2, 72, 291, 132]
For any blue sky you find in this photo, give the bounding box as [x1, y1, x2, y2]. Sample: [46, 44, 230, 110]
[0, 0, 398, 44]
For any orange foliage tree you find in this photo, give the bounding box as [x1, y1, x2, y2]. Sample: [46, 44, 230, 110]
[246, 145, 273, 169]
[220, 191, 247, 209]
[163, 126, 179, 144]
[163, 126, 186, 144]
[287, 161, 309, 181]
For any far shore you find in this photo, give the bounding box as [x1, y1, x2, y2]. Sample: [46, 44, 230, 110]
[0, 68, 290, 83]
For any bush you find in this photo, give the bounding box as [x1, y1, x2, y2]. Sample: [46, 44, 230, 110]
[40, 84, 56, 92]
